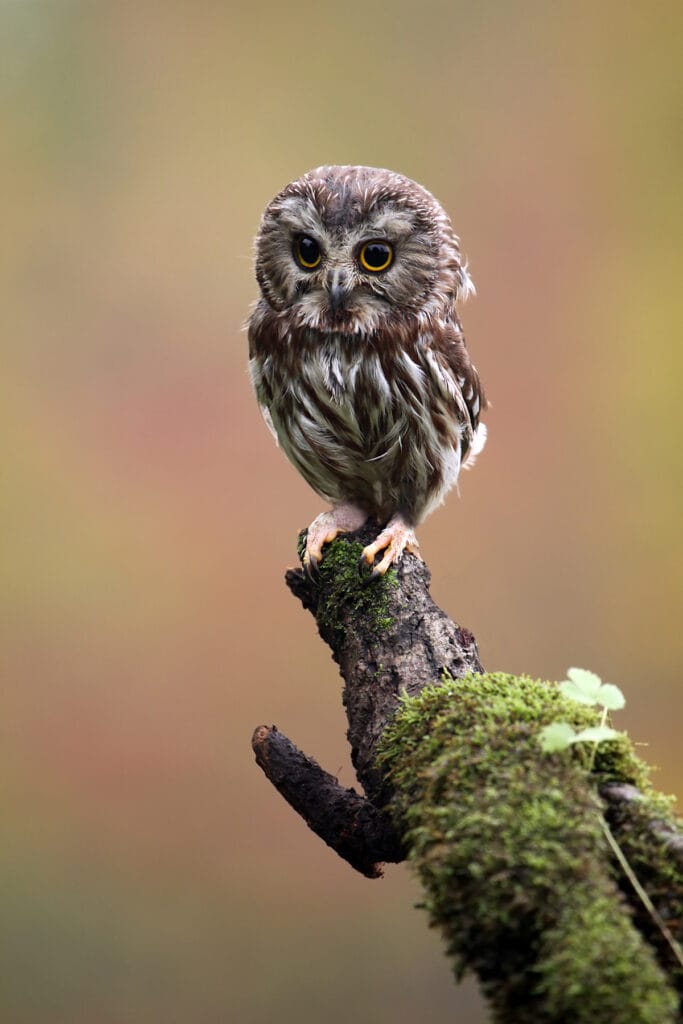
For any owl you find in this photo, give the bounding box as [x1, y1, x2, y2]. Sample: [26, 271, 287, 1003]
[248, 165, 487, 578]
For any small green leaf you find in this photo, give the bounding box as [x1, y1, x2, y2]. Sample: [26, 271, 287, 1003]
[559, 680, 601, 705]
[596, 683, 626, 711]
[568, 726, 621, 745]
[539, 721, 577, 752]
[567, 666, 603, 692]
[560, 667, 626, 711]
[561, 667, 604, 705]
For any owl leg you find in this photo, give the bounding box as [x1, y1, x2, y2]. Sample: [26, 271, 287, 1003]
[359, 513, 421, 579]
[304, 503, 368, 577]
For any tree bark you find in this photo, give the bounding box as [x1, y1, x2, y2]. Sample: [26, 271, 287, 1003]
[252, 524, 683, 1022]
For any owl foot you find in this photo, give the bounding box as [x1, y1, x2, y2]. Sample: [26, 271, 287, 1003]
[359, 515, 421, 580]
[304, 503, 368, 579]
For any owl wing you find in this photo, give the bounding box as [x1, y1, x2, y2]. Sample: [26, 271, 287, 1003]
[258, 401, 280, 444]
[430, 320, 487, 466]
[250, 367, 281, 446]
[248, 346, 281, 447]
[247, 307, 282, 445]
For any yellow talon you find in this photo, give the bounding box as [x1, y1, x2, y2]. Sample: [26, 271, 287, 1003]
[360, 514, 421, 575]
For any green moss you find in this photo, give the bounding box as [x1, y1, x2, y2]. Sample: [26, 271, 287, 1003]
[377, 673, 679, 1022]
[313, 536, 398, 637]
[599, 783, 683, 991]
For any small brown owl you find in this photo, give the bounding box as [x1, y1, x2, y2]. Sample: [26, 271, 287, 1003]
[248, 165, 487, 577]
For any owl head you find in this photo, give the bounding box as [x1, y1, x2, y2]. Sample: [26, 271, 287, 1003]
[253, 165, 474, 335]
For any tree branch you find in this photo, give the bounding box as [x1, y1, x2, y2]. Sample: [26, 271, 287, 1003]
[251, 724, 403, 878]
[251, 523, 683, 1021]
[285, 520, 482, 799]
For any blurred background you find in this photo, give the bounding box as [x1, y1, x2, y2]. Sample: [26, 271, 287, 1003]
[2, 1, 682, 1021]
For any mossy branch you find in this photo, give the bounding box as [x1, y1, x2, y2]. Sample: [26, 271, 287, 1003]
[252, 525, 683, 1022]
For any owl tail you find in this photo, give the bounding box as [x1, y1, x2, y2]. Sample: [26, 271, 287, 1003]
[462, 423, 487, 470]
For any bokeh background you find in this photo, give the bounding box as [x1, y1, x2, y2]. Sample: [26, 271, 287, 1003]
[2, 1, 682, 1021]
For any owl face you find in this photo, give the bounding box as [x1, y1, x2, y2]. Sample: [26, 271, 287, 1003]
[253, 165, 473, 335]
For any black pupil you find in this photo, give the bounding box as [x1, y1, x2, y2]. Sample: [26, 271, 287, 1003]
[364, 243, 390, 268]
[299, 236, 319, 265]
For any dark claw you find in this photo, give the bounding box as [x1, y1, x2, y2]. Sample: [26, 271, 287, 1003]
[305, 554, 320, 582]
[359, 557, 382, 586]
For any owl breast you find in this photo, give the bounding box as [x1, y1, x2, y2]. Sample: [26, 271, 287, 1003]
[249, 308, 475, 526]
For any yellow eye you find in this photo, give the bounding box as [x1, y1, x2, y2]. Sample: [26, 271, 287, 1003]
[359, 240, 393, 273]
[295, 235, 322, 269]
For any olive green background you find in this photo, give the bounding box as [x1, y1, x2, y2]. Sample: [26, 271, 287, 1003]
[3, 2, 682, 1021]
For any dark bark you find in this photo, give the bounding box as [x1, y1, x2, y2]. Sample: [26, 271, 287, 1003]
[601, 783, 683, 865]
[251, 523, 683, 1020]
[252, 725, 403, 878]
[252, 520, 481, 872]
[284, 521, 482, 799]
[253, 523, 683, 880]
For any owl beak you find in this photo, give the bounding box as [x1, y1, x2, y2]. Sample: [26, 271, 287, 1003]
[327, 268, 351, 314]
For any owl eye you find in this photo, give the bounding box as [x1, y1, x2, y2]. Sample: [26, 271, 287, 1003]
[295, 235, 322, 270]
[358, 240, 393, 273]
